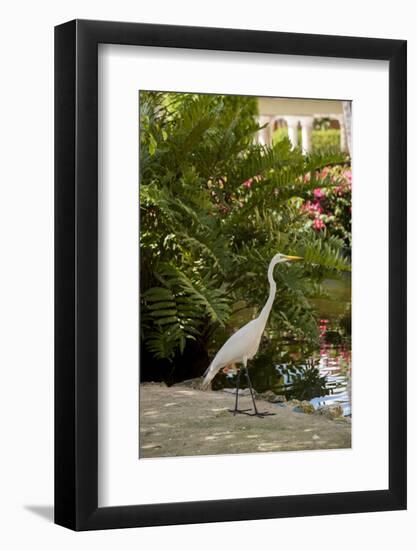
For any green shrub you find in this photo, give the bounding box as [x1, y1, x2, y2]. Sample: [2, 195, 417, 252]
[312, 129, 340, 151]
[140, 91, 350, 376]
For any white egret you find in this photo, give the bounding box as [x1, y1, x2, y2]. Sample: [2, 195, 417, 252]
[201, 252, 302, 417]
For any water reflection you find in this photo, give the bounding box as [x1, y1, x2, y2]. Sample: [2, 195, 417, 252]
[310, 322, 351, 416]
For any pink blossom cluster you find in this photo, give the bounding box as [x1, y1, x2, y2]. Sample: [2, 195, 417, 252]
[313, 218, 326, 230]
[302, 166, 352, 232]
[242, 174, 262, 189]
[313, 188, 326, 200]
[302, 200, 323, 215]
[302, 198, 327, 230]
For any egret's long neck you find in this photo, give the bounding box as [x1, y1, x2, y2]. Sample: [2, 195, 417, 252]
[258, 260, 277, 329]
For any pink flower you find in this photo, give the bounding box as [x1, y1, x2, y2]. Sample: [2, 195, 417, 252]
[313, 201, 323, 214]
[313, 218, 326, 230]
[313, 188, 325, 200]
[319, 319, 328, 333]
[320, 167, 330, 179]
[242, 174, 262, 189]
[302, 200, 323, 217]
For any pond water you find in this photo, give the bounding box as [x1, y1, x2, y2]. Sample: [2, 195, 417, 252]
[212, 274, 352, 416]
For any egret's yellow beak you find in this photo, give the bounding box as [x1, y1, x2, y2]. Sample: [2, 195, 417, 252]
[285, 255, 303, 262]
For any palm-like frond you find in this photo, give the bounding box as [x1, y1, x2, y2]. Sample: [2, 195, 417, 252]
[139, 90, 351, 364]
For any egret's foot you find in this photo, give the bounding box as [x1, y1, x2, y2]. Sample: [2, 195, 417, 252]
[228, 408, 252, 415]
[250, 411, 276, 418]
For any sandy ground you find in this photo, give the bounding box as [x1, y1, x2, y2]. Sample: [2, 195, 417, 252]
[139, 383, 351, 458]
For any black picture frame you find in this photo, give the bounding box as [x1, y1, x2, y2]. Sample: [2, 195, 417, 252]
[55, 19, 407, 531]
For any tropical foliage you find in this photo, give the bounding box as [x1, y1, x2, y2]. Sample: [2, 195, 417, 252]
[140, 91, 351, 379]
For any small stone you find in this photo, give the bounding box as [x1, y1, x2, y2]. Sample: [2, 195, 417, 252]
[314, 404, 344, 419]
[260, 390, 274, 402]
[299, 400, 315, 414]
[312, 434, 320, 440]
[259, 390, 286, 403]
[292, 401, 315, 414]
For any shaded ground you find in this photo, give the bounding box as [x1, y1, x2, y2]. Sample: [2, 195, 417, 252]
[139, 383, 351, 458]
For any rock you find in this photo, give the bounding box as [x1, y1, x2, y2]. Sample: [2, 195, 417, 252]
[258, 390, 286, 403]
[291, 399, 316, 414]
[299, 400, 315, 414]
[259, 390, 274, 401]
[315, 404, 344, 419]
[292, 401, 315, 414]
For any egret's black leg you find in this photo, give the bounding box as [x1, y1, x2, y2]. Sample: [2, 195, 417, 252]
[244, 367, 259, 415]
[234, 368, 240, 411]
[245, 367, 276, 418]
[228, 369, 251, 415]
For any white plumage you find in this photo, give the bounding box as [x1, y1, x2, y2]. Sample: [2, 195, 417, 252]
[201, 252, 302, 389]
[201, 318, 263, 388]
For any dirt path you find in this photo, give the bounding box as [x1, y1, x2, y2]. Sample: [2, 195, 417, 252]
[139, 383, 351, 458]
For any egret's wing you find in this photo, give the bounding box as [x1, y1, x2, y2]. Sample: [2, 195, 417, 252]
[202, 318, 262, 387]
[217, 319, 260, 362]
